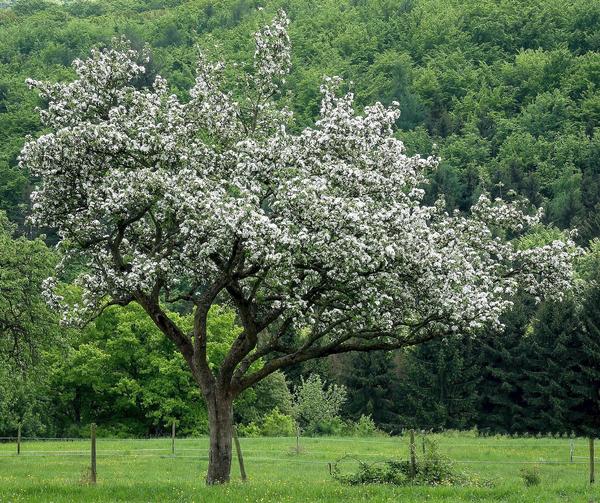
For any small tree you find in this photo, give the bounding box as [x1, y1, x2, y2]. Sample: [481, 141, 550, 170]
[292, 374, 347, 432]
[21, 11, 576, 483]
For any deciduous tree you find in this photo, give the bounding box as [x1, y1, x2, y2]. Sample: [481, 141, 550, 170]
[21, 11, 576, 483]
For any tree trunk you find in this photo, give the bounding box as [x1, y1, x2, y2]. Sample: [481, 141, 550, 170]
[205, 391, 234, 485]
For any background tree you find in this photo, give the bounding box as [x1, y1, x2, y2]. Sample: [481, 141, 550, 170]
[292, 373, 347, 435]
[521, 240, 600, 437]
[396, 337, 480, 431]
[20, 11, 576, 484]
[475, 298, 532, 434]
[340, 351, 402, 433]
[0, 210, 55, 366]
[520, 298, 583, 434]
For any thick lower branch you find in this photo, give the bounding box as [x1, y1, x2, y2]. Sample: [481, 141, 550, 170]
[235, 329, 440, 392]
[136, 295, 200, 381]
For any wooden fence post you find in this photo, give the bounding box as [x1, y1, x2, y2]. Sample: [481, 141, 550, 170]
[90, 423, 97, 485]
[590, 437, 595, 484]
[296, 425, 300, 454]
[233, 426, 247, 482]
[422, 434, 426, 455]
[570, 439, 574, 463]
[171, 421, 176, 456]
[17, 424, 21, 455]
[409, 429, 416, 479]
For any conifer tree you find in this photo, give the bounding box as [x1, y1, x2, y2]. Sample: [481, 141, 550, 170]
[576, 279, 600, 436]
[522, 299, 583, 434]
[475, 297, 534, 434]
[396, 337, 480, 431]
[520, 242, 600, 436]
[341, 351, 401, 433]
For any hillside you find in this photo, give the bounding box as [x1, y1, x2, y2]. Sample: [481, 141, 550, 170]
[1, 0, 599, 238]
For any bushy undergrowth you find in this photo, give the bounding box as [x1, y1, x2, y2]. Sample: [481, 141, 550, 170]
[332, 439, 491, 487]
[520, 465, 541, 486]
[238, 408, 296, 437]
[238, 408, 384, 438]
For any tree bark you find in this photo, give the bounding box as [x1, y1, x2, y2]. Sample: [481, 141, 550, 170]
[205, 391, 234, 484]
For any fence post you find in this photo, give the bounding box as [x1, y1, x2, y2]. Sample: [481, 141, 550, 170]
[570, 439, 574, 463]
[296, 425, 300, 455]
[171, 421, 176, 456]
[590, 437, 595, 484]
[233, 426, 247, 482]
[17, 424, 21, 455]
[90, 423, 97, 485]
[422, 434, 425, 455]
[409, 429, 416, 479]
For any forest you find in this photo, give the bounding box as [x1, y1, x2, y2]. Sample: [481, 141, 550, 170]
[1, 0, 600, 441]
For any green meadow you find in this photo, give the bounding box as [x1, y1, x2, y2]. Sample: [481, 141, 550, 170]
[0, 433, 598, 502]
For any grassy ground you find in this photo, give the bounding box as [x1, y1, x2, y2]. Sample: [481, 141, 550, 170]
[0, 433, 599, 502]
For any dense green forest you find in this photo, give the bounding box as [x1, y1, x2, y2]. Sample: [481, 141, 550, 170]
[1, 0, 600, 437]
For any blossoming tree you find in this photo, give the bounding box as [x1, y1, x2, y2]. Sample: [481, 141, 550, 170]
[21, 11, 576, 483]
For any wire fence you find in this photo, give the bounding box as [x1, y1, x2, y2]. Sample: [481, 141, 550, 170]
[0, 434, 593, 466]
[0, 435, 583, 446]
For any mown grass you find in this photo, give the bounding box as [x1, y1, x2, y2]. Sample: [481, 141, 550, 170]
[0, 433, 599, 502]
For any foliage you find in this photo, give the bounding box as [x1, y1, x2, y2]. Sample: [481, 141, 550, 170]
[0, 302, 284, 437]
[0, 0, 599, 248]
[0, 210, 56, 367]
[40, 303, 205, 437]
[0, 365, 48, 435]
[236, 421, 261, 438]
[396, 337, 480, 431]
[292, 374, 347, 433]
[307, 417, 347, 437]
[520, 465, 541, 487]
[259, 407, 296, 437]
[341, 351, 401, 433]
[20, 9, 575, 413]
[235, 370, 294, 425]
[0, 0, 597, 440]
[345, 415, 381, 437]
[331, 439, 483, 487]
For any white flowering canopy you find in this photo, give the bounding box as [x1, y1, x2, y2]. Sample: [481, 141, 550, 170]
[21, 11, 575, 393]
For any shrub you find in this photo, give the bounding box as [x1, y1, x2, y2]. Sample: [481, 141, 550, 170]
[333, 459, 410, 485]
[235, 370, 294, 424]
[306, 416, 346, 436]
[260, 408, 296, 437]
[417, 439, 455, 485]
[520, 465, 541, 486]
[347, 415, 380, 437]
[332, 438, 490, 487]
[237, 422, 260, 438]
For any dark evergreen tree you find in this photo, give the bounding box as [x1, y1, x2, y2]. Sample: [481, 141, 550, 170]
[521, 299, 583, 434]
[396, 337, 480, 431]
[476, 297, 535, 434]
[567, 248, 600, 437]
[519, 244, 600, 437]
[340, 351, 401, 433]
[571, 260, 600, 437]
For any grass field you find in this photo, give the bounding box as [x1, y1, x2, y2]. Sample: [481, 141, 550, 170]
[1, 433, 599, 502]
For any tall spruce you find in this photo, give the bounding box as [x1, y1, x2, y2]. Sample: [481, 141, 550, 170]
[341, 351, 401, 433]
[476, 297, 535, 434]
[522, 299, 583, 434]
[396, 337, 480, 431]
[572, 245, 600, 436]
[519, 241, 600, 436]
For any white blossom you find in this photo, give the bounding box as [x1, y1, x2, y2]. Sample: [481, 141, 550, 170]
[20, 13, 577, 387]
